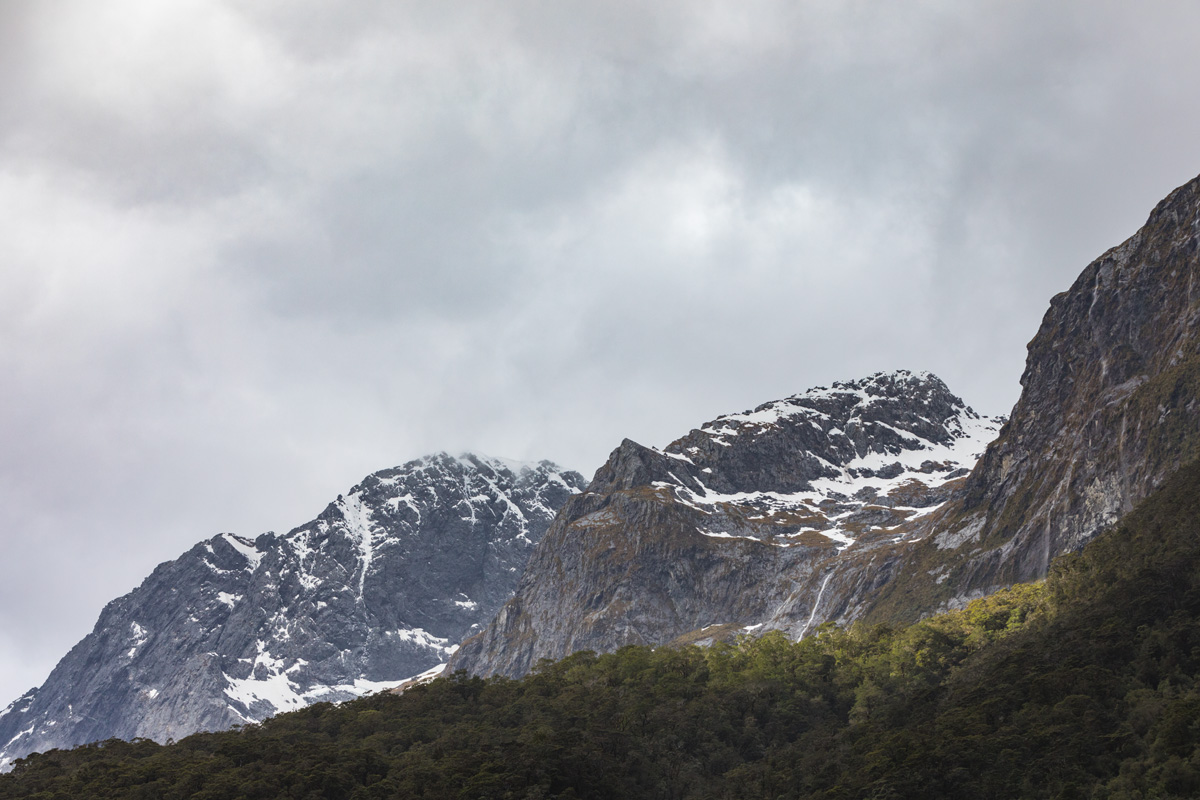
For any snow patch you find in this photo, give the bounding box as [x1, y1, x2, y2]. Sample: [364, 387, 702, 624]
[223, 640, 304, 717]
[223, 638, 436, 720]
[2, 725, 34, 751]
[224, 669, 305, 716]
[657, 448, 695, 464]
[221, 534, 263, 572]
[818, 529, 855, 550]
[385, 492, 423, 522]
[287, 533, 323, 592]
[699, 530, 762, 542]
[400, 663, 448, 686]
[127, 622, 149, 659]
[337, 492, 377, 599]
[388, 627, 459, 656]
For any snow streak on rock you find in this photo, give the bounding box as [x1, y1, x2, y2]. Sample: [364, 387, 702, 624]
[660, 370, 1003, 551]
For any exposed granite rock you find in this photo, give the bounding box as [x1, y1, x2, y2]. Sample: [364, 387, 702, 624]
[0, 454, 585, 769]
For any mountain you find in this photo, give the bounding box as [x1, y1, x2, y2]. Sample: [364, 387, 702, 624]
[450, 370, 1002, 677]
[453, 172, 1200, 678]
[862, 171, 1200, 623]
[0, 454, 585, 770]
[8, 172, 1200, 782]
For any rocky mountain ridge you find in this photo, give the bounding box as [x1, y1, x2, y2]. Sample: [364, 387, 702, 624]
[452, 172, 1200, 679]
[450, 371, 1002, 677]
[862, 171, 1200, 622]
[10, 171, 1200, 769]
[0, 454, 585, 770]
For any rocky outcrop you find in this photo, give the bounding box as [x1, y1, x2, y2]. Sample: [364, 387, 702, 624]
[453, 172, 1200, 678]
[451, 371, 1001, 677]
[864, 173, 1200, 621]
[0, 454, 585, 769]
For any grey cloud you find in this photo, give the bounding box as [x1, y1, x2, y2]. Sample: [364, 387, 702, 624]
[4, 0, 1200, 706]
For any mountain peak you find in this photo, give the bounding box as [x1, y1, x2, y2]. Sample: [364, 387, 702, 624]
[659, 370, 994, 496]
[450, 372, 1002, 678]
[0, 454, 587, 767]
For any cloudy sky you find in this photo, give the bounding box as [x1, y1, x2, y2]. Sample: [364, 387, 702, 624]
[3, 0, 1200, 704]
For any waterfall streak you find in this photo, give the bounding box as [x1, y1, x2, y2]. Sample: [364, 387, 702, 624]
[799, 572, 835, 639]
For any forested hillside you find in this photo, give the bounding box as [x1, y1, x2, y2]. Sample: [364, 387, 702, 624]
[6, 457, 1200, 798]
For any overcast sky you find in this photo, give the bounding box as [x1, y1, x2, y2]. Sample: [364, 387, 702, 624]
[3, 0, 1200, 705]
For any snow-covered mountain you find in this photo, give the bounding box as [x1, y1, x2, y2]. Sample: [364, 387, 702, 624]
[0, 454, 586, 770]
[451, 371, 1003, 677]
[655, 370, 1001, 549]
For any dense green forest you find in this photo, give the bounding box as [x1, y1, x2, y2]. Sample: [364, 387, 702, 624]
[8, 460, 1200, 799]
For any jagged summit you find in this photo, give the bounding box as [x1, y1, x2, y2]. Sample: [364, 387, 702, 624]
[450, 372, 1003, 678]
[590, 370, 1002, 552]
[696, 370, 963, 440]
[681, 370, 990, 472]
[0, 453, 586, 770]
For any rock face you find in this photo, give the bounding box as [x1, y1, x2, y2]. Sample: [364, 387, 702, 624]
[450, 371, 1001, 677]
[864, 172, 1200, 621]
[0, 454, 585, 769]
